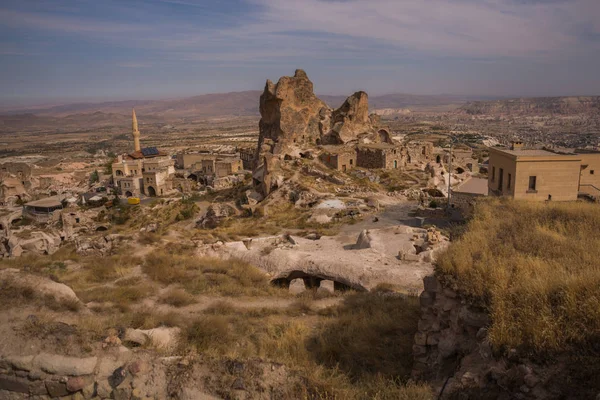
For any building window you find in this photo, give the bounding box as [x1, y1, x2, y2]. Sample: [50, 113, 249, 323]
[591, 170, 595, 175]
[498, 168, 504, 190]
[507, 173, 512, 189]
[528, 176, 537, 191]
[492, 167, 495, 182]
[350, 159, 353, 165]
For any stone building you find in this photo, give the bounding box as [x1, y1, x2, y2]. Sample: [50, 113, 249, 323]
[407, 141, 434, 164]
[0, 178, 28, 206]
[576, 149, 600, 198]
[319, 146, 356, 171]
[356, 144, 407, 169]
[0, 162, 32, 205]
[195, 157, 243, 179]
[239, 147, 257, 170]
[174, 151, 213, 169]
[487, 142, 584, 201]
[112, 109, 175, 197]
[0, 162, 31, 183]
[451, 177, 488, 216]
[23, 197, 64, 223]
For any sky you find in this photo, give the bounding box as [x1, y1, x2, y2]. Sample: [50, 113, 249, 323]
[1, 0, 599, 104]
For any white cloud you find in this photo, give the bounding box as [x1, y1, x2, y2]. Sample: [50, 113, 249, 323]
[244, 0, 600, 58]
[1, 0, 599, 65]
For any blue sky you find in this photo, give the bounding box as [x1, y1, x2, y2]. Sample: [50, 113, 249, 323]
[1, 0, 599, 104]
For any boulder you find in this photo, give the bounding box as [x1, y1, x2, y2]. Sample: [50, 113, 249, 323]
[75, 235, 114, 256]
[0, 269, 81, 305]
[197, 204, 237, 229]
[123, 327, 180, 350]
[289, 279, 306, 295]
[318, 280, 334, 293]
[355, 230, 372, 249]
[33, 353, 97, 376]
[16, 231, 61, 256]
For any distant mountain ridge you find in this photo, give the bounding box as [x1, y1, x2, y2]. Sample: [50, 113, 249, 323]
[459, 96, 600, 115]
[2, 91, 493, 119]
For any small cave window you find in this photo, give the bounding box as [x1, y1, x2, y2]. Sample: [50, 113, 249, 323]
[591, 170, 595, 175]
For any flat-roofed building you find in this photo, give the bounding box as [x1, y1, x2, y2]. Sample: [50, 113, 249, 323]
[319, 145, 357, 171]
[576, 150, 600, 198]
[356, 143, 407, 169]
[488, 142, 582, 201]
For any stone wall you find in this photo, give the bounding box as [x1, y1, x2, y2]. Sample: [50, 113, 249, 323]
[450, 191, 484, 217]
[356, 146, 405, 169]
[0, 349, 164, 399]
[320, 151, 356, 171]
[356, 147, 387, 169]
[413, 275, 595, 399]
[407, 142, 434, 164]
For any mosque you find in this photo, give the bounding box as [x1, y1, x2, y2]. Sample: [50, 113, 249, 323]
[111, 110, 175, 197]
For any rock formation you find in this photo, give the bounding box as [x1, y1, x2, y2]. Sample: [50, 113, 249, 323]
[258, 69, 327, 153]
[322, 91, 390, 145]
[413, 275, 599, 399]
[253, 69, 392, 196]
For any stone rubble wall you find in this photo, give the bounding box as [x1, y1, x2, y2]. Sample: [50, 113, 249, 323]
[0, 349, 163, 400]
[412, 275, 576, 400]
[356, 147, 387, 169]
[449, 191, 484, 217]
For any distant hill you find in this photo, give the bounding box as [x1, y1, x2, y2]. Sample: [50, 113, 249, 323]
[2, 92, 264, 119]
[0, 111, 163, 131]
[459, 96, 600, 115]
[2, 91, 494, 121]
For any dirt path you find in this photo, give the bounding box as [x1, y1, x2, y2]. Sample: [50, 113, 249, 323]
[139, 294, 343, 316]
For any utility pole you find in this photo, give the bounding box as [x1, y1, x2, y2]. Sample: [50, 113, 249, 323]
[447, 137, 454, 212]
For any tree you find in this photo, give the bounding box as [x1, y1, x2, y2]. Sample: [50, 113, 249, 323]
[89, 170, 100, 185]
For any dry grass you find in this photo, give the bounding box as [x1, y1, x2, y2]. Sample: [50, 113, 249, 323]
[85, 254, 142, 283]
[159, 288, 196, 307]
[77, 281, 155, 305]
[142, 250, 288, 297]
[437, 198, 600, 354]
[0, 244, 79, 272]
[0, 275, 81, 312]
[308, 292, 420, 381]
[180, 292, 427, 399]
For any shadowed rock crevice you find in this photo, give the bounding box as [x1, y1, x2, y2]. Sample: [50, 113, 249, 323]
[270, 270, 366, 292]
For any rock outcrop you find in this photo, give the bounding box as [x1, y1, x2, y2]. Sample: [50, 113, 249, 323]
[322, 91, 390, 145]
[252, 69, 391, 196]
[258, 69, 328, 154]
[0, 268, 82, 305]
[413, 275, 600, 399]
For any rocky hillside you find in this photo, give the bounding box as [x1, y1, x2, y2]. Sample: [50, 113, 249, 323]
[415, 198, 600, 399]
[459, 96, 600, 116]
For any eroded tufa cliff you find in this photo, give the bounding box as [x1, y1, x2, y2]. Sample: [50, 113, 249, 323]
[253, 69, 391, 196]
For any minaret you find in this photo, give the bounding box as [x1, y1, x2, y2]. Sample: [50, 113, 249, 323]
[132, 108, 141, 152]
